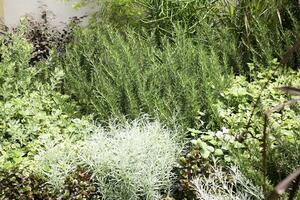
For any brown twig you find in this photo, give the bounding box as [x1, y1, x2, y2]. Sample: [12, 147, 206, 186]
[262, 113, 269, 196]
[276, 86, 300, 96]
[288, 174, 300, 200]
[267, 168, 300, 200]
[280, 36, 300, 66]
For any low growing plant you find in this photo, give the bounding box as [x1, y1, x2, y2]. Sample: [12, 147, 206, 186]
[0, 32, 100, 199]
[192, 160, 263, 200]
[0, 167, 101, 199]
[33, 117, 181, 200]
[212, 62, 300, 192]
[176, 124, 245, 199]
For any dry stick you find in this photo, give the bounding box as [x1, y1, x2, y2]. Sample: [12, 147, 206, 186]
[267, 168, 300, 200]
[281, 36, 300, 66]
[262, 113, 269, 196]
[277, 86, 300, 96]
[288, 174, 300, 200]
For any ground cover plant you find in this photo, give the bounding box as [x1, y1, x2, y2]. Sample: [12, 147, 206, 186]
[0, 31, 100, 199]
[192, 160, 263, 200]
[212, 64, 300, 198]
[1, 0, 300, 199]
[174, 63, 300, 199]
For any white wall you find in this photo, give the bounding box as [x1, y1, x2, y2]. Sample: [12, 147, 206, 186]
[3, 0, 91, 27]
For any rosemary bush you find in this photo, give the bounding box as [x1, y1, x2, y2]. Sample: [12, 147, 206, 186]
[58, 25, 229, 128]
[74, 0, 300, 71]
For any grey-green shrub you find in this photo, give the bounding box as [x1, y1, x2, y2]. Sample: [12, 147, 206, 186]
[192, 160, 263, 200]
[58, 25, 229, 128]
[33, 137, 79, 189]
[34, 117, 181, 200]
[80, 118, 180, 200]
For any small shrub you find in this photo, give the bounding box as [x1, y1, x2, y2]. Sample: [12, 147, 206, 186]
[192, 160, 263, 200]
[81, 118, 180, 200]
[176, 126, 243, 199]
[34, 117, 181, 200]
[3, 8, 85, 66]
[0, 34, 90, 171]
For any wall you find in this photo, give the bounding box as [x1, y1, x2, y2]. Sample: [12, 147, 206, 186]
[2, 0, 90, 27]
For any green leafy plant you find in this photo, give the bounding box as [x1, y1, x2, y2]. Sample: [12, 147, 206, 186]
[176, 125, 245, 199]
[211, 62, 300, 194]
[261, 85, 300, 199]
[0, 32, 101, 199]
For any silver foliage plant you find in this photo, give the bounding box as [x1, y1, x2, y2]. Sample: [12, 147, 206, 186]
[34, 117, 181, 200]
[192, 159, 263, 200]
[34, 135, 78, 189]
[79, 119, 181, 200]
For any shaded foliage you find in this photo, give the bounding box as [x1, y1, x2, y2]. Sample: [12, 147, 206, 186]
[0, 167, 101, 200]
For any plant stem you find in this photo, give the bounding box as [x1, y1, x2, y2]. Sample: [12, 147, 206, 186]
[262, 113, 269, 197]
